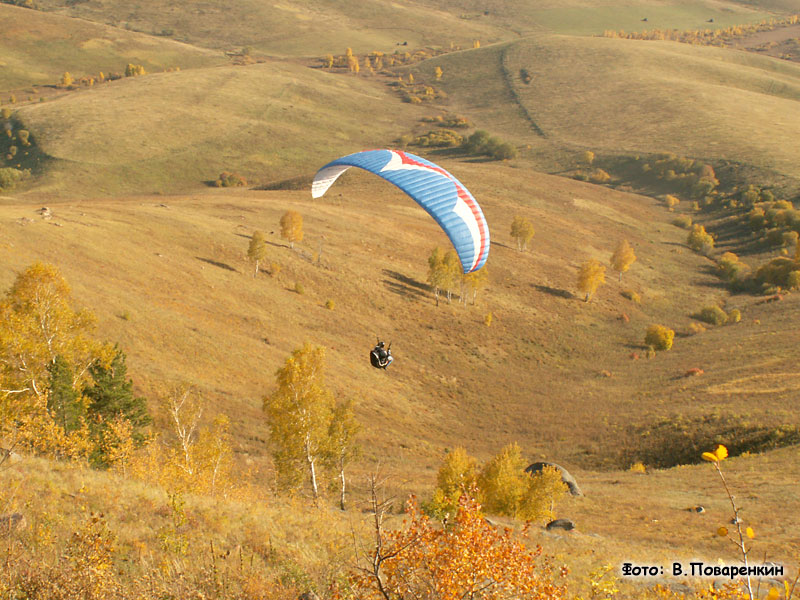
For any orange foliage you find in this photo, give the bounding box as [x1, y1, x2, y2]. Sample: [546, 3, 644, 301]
[347, 493, 567, 600]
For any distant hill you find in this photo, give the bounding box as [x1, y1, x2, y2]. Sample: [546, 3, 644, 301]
[0, 3, 223, 91]
[414, 34, 800, 181]
[13, 61, 422, 197]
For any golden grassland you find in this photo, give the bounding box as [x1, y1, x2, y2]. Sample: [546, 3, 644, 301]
[0, 3, 224, 91]
[1, 0, 800, 593]
[408, 35, 800, 181]
[11, 60, 423, 197]
[2, 164, 799, 489]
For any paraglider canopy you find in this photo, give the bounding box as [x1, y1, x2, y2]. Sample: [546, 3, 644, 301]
[312, 149, 489, 273]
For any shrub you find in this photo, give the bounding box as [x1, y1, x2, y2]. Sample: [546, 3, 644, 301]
[294, 282, 305, 295]
[0, 167, 30, 190]
[324, 299, 335, 310]
[755, 257, 796, 287]
[665, 195, 680, 210]
[491, 141, 517, 160]
[629, 462, 646, 473]
[484, 312, 493, 326]
[696, 305, 728, 326]
[269, 262, 281, 277]
[672, 215, 692, 229]
[688, 322, 706, 335]
[412, 129, 463, 148]
[727, 308, 741, 323]
[687, 224, 714, 253]
[215, 171, 247, 187]
[645, 324, 674, 351]
[589, 168, 611, 183]
[621, 289, 641, 304]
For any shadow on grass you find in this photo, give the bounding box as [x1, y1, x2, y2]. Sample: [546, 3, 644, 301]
[382, 269, 430, 301]
[196, 257, 238, 272]
[532, 284, 574, 300]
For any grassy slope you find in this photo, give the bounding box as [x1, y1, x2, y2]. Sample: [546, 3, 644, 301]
[0, 3, 224, 91]
[13, 62, 422, 197]
[2, 166, 799, 478]
[28, 0, 504, 57]
[4, 445, 798, 595]
[26, 0, 779, 58]
[414, 35, 800, 180]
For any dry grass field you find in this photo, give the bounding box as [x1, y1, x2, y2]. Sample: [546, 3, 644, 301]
[1, 0, 799, 595]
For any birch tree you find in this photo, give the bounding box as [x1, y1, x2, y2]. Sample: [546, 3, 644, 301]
[263, 343, 334, 501]
[325, 399, 361, 510]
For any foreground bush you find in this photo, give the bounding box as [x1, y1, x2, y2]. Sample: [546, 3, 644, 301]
[346, 493, 568, 600]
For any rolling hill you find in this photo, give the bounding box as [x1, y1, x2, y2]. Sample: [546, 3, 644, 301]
[0, 3, 224, 91]
[1, 0, 800, 593]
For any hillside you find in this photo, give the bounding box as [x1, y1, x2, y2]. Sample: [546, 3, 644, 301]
[11, 61, 422, 197]
[0, 3, 224, 91]
[19, 0, 779, 58]
[2, 0, 800, 595]
[2, 164, 798, 474]
[411, 35, 800, 182]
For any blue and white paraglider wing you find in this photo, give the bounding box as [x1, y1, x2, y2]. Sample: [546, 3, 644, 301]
[311, 149, 489, 273]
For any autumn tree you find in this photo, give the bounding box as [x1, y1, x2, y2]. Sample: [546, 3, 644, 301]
[463, 267, 488, 305]
[247, 230, 268, 276]
[510, 216, 535, 251]
[478, 443, 567, 522]
[441, 250, 463, 303]
[325, 399, 361, 510]
[582, 150, 595, 165]
[263, 343, 334, 500]
[348, 489, 568, 600]
[129, 385, 236, 496]
[577, 259, 606, 302]
[124, 63, 146, 77]
[426, 446, 479, 519]
[427, 247, 447, 306]
[60, 72, 74, 87]
[280, 210, 303, 248]
[610, 240, 636, 281]
[434, 66, 443, 80]
[0, 263, 112, 457]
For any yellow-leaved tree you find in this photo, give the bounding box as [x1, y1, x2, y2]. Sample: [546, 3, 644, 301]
[247, 230, 267, 276]
[280, 210, 303, 248]
[577, 259, 606, 302]
[510, 216, 535, 251]
[426, 446, 479, 520]
[0, 262, 113, 458]
[263, 343, 334, 500]
[610, 240, 637, 281]
[478, 442, 567, 522]
[463, 267, 489, 305]
[325, 398, 361, 511]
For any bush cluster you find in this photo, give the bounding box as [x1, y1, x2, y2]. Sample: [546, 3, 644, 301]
[462, 130, 517, 160]
[695, 305, 728, 326]
[421, 114, 472, 128]
[412, 129, 463, 148]
[636, 154, 718, 198]
[215, 172, 247, 187]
